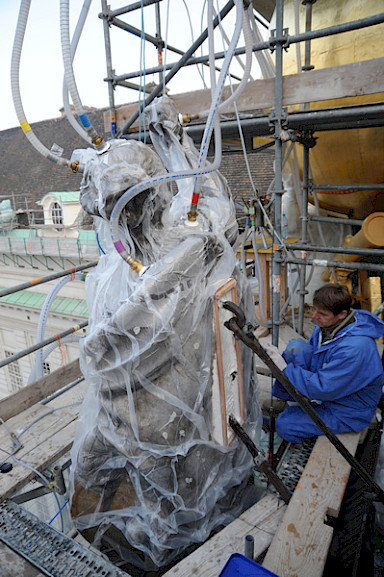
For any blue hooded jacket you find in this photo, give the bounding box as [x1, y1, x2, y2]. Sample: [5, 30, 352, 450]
[273, 309, 384, 432]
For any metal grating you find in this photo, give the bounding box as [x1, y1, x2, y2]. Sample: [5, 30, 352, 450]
[276, 436, 317, 493]
[0, 500, 129, 577]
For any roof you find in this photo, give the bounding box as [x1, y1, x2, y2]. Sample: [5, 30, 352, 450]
[0, 288, 88, 318]
[38, 191, 80, 204]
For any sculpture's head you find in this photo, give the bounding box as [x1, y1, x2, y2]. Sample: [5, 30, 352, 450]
[79, 139, 171, 229]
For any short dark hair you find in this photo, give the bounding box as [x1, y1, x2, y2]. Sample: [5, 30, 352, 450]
[313, 283, 352, 315]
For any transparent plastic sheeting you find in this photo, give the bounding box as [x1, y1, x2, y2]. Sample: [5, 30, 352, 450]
[69, 97, 262, 570]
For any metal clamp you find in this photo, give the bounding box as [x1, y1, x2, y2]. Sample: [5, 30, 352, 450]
[269, 28, 290, 53]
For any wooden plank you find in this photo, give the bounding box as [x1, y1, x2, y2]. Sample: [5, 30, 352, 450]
[163, 494, 286, 577]
[0, 380, 87, 501]
[262, 432, 363, 577]
[108, 57, 384, 132]
[0, 359, 82, 422]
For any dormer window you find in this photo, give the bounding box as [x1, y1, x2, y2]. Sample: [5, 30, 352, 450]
[51, 202, 63, 226]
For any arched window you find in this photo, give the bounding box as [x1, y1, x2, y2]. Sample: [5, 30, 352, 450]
[51, 202, 63, 225]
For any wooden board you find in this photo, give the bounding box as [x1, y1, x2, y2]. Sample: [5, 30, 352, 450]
[0, 359, 82, 422]
[0, 380, 87, 501]
[163, 494, 286, 577]
[107, 57, 384, 132]
[262, 431, 364, 577]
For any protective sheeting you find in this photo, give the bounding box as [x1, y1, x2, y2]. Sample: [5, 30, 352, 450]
[70, 97, 262, 570]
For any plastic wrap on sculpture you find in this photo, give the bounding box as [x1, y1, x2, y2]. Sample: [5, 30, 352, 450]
[70, 97, 262, 570]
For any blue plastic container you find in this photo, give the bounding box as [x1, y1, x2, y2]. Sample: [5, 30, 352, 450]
[218, 553, 280, 577]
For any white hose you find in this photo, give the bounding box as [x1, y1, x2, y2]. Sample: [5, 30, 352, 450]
[294, 0, 302, 73]
[27, 334, 82, 385]
[28, 272, 86, 383]
[198, 2, 254, 119]
[214, 3, 254, 80]
[60, 0, 98, 142]
[110, 0, 245, 261]
[249, 9, 275, 78]
[192, 0, 244, 192]
[10, 0, 72, 167]
[251, 225, 271, 327]
[62, 0, 93, 143]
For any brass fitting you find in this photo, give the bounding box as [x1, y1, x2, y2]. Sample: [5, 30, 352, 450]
[187, 209, 198, 222]
[92, 135, 105, 148]
[127, 256, 146, 274]
[71, 160, 80, 173]
[181, 113, 199, 124]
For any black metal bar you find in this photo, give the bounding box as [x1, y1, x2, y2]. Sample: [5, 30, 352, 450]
[229, 415, 292, 504]
[223, 303, 384, 504]
[117, 0, 236, 136]
[10, 486, 51, 505]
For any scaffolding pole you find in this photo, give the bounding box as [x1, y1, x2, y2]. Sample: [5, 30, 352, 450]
[116, 0, 237, 136]
[270, 0, 285, 346]
[0, 261, 98, 299]
[0, 321, 88, 370]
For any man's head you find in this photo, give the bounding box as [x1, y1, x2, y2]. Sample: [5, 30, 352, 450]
[312, 283, 352, 328]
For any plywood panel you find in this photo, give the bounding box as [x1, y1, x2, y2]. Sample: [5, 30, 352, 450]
[108, 57, 384, 132]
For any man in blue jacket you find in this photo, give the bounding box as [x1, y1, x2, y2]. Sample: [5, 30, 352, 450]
[266, 283, 384, 443]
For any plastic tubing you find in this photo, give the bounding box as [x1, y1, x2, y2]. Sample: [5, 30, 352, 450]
[10, 0, 72, 168]
[109, 0, 245, 264]
[27, 334, 82, 385]
[251, 224, 271, 327]
[197, 4, 254, 119]
[62, 0, 93, 143]
[60, 0, 99, 143]
[192, 0, 244, 195]
[240, 219, 250, 275]
[28, 272, 86, 383]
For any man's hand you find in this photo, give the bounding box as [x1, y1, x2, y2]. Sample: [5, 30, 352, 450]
[262, 343, 287, 372]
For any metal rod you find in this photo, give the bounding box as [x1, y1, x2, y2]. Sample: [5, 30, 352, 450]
[224, 310, 384, 504]
[0, 261, 97, 299]
[103, 0, 163, 18]
[244, 535, 255, 560]
[111, 16, 183, 54]
[111, 52, 242, 83]
[114, 79, 153, 92]
[184, 102, 384, 140]
[286, 257, 384, 273]
[285, 244, 384, 257]
[11, 486, 51, 505]
[309, 215, 364, 226]
[155, 0, 163, 86]
[302, 0, 315, 72]
[271, 0, 284, 347]
[115, 12, 384, 79]
[117, 0, 236, 136]
[313, 184, 384, 191]
[40, 377, 85, 405]
[101, 0, 117, 136]
[0, 322, 88, 370]
[298, 139, 310, 335]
